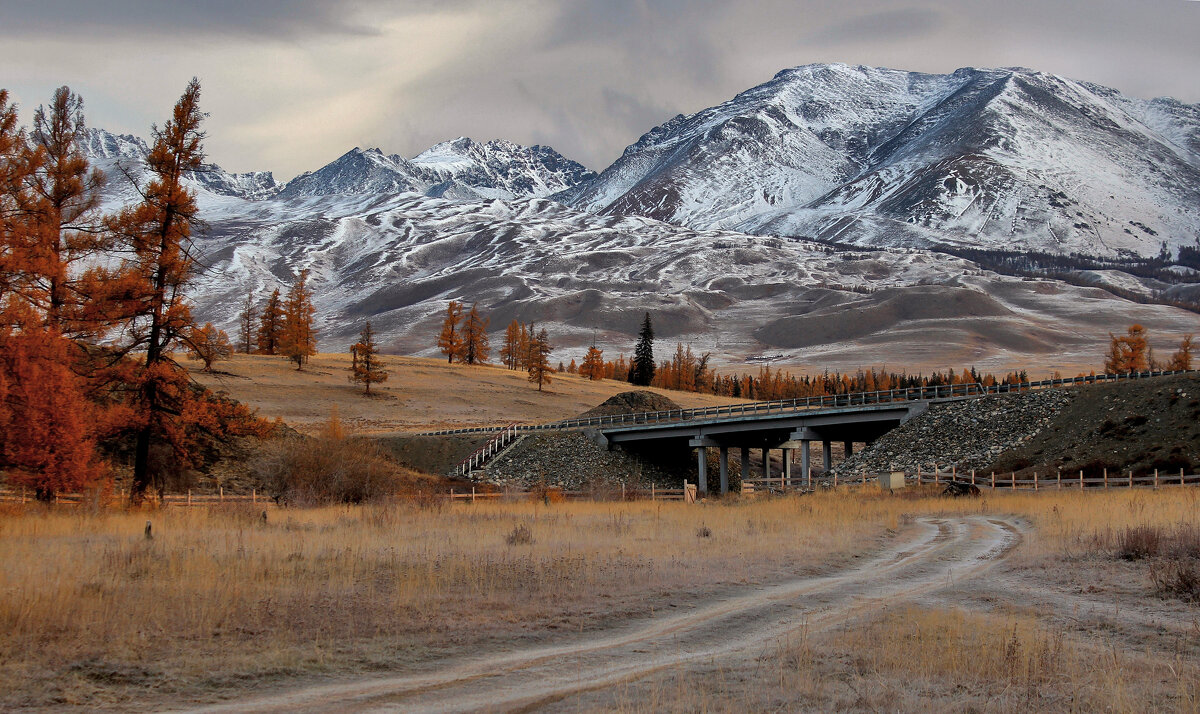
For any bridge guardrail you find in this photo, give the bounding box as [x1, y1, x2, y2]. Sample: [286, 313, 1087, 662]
[417, 369, 1197, 437]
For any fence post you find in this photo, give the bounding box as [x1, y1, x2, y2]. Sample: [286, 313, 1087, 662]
[833, 473, 838, 488]
[1056, 471, 1061, 489]
[219, 486, 224, 502]
[1011, 472, 1016, 490]
[252, 488, 256, 504]
[621, 482, 626, 501]
[1080, 470, 1084, 490]
[1128, 471, 1133, 488]
[991, 472, 995, 488]
[971, 469, 976, 486]
[1154, 469, 1159, 489]
[471, 486, 476, 503]
[450, 488, 454, 502]
[1034, 472, 1038, 491]
[1103, 468, 1108, 489]
[935, 465, 939, 485]
[187, 489, 191, 506]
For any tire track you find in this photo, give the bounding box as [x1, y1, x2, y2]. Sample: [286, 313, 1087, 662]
[183, 516, 1020, 714]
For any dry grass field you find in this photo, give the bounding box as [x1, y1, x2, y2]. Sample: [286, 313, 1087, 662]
[2, 488, 1198, 711]
[189, 353, 746, 434]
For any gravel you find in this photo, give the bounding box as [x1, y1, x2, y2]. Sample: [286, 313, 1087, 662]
[832, 389, 1074, 477]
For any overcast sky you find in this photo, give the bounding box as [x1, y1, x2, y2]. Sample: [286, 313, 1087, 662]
[1, 1, 1197, 179]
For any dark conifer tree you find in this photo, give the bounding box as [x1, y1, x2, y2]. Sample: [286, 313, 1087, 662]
[630, 312, 655, 386]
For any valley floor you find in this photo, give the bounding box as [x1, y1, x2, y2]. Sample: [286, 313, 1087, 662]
[189, 353, 744, 434]
[2, 489, 1197, 712]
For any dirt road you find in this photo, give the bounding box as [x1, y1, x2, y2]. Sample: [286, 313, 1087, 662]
[183, 516, 1021, 713]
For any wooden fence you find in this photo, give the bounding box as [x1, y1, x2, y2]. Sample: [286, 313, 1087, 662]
[911, 467, 1200, 491]
[0, 483, 700, 506]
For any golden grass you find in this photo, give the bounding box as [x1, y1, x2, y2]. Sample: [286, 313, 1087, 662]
[189, 353, 747, 434]
[2, 487, 1198, 708]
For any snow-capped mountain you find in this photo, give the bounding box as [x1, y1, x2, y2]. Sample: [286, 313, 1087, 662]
[74, 65, 1200, 370]
[185, 190, 1198, 372]
[279, 138, 595, 201]
[558, 64, 1200, 259]
[84, 129, 280, 201]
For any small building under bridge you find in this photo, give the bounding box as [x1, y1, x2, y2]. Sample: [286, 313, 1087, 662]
[600, 401, 929, 494]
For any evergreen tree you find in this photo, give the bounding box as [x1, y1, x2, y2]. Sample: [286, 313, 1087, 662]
[630, 312, 655, 386]
[280, 269, 317, 370]
[350, 321, 389, 394]
[436, 300, 464, 363]
[528, 328, 553, 391]
[255, 288, 283, 354]
[461, 302, 490, 365]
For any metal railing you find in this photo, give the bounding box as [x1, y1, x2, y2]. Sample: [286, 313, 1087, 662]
[452, 424, 520, 477]
[419, 368, 1196, 437]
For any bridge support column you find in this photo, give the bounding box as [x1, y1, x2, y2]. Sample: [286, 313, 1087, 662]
[844, 441, 853, 458]
[696, 448, 708, 495]
[762, 448, 770, 482]
[801, 440, 811, 487]
[719, 447, 729, 495]
[783, 448, 793, 486]
[822, 441, 832, 474]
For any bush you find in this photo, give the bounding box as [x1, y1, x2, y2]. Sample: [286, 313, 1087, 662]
[1150, 559, 1200, 602]
[251, 434, 401, 506]
[1116, 524, 1162, 560]
[505, 523, 534, 545]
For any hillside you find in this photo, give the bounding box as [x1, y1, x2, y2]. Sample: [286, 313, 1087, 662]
[188, 353, 745, 434]
[560, 64, 1200, 258]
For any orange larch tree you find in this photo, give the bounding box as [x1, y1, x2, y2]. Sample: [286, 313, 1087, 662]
[256, 287, 284, 354]
[349, 321, 388, 394]
[436, 300, 464, 363]
[500, 319, 520, 369]
[186, 322, 232, 373]
[580, 344, 604, 380]
[527, 327, 553, 391]
[102, 79, 267, 503]
[1104, 324, 1150, 374]
[280, 269, 317, 369]
[1168, 334, 1194, 371]
[461, 302, 489, 365]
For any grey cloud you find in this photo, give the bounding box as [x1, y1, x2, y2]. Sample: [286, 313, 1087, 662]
[806, 7, 946, 46]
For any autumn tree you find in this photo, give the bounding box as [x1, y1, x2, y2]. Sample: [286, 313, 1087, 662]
[528, 328, 553, 391]
[255, 288, 283, 354]
[580, 344, 604, 380]
[436, 300, 464, 363]
[280, 269, 317, 369]
[1104, 324, 1149, 374]
[102, 79, 268, 503]
[500, 319, 520, 369]
[186, 322, 232, 372]
[630, 312, 655, 386]
[0, 306, 103, 500]
[350, 321, 389, 394]
[1168, 334, 1194, 371]
[16, 87, 108, 339]
[461, 303, 490, 365]
[238, 290, 257, 354]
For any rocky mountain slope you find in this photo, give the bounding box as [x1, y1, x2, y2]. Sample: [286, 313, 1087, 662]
[558, 64, 1200, 259]
[279, 137, 595, 201]
[77, 65, 1200, 370]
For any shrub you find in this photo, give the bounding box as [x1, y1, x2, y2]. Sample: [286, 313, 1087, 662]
[1150, 559, 1200, 601]
[251, 434, 401, 506]
[505, 523, 534, 545]
[1116, 524, 1162, 560]
[696, 524, 712, 538]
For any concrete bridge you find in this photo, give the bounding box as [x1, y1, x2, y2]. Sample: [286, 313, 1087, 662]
[600, 400, 930, 495]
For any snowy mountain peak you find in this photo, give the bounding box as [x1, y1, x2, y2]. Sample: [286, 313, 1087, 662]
[282, 136, 595, 201]
[561, 63, 1200, 259]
